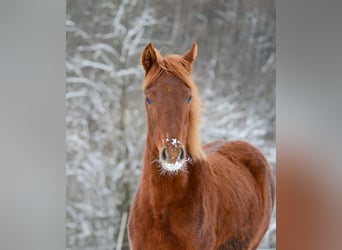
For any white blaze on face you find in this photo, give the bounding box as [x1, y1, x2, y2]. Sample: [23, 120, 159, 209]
[171, 138, 181, 148]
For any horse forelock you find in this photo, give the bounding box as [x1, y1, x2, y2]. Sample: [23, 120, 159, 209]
[142, 51, 206, 162]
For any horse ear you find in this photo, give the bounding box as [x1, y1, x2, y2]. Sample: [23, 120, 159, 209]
[183, 42, 198, 70]
[141, 42, 157, 75]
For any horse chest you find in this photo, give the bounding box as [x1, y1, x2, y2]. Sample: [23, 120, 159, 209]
[132, 202, 212, 249]
[143, 218, 209, 250]
[150, 204, 197, 232]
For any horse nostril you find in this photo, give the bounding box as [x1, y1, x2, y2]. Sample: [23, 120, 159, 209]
[161, 148, 167, 161]
[179, 147, 185, 161]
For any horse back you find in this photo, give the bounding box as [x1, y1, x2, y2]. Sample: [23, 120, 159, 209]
[203, 140, 274, 206]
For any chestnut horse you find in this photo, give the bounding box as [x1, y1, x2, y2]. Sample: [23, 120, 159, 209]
[128, 42, 275, 250]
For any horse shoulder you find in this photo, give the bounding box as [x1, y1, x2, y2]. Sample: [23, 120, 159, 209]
[208, 140, 274, 209]
[203, 140, 275, 249]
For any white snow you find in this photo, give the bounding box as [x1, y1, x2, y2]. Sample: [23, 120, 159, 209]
[159, 160, 185, 175]
[171, 138, 177, 146]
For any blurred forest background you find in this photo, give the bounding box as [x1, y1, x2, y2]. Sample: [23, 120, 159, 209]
[66, 0, 275, 249]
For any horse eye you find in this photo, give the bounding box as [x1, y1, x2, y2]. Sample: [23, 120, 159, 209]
[146, 97, 152, 105]
[187, 96, 192, 103]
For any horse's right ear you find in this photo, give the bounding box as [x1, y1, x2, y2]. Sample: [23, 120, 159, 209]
[141, 43, 157, 75]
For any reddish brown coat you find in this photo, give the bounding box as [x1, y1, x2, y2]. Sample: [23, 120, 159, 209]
[128, 43, 275, 250]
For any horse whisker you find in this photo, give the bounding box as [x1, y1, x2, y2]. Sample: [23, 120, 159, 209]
[150, 159, 160, 165]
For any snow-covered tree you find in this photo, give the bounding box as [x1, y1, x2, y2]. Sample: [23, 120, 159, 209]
[66, 0, 157, 248]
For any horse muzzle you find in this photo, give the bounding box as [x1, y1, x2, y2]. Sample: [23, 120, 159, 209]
[158, 139, 186, 173]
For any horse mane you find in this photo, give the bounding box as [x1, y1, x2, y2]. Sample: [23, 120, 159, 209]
[142, 50, 206, 162]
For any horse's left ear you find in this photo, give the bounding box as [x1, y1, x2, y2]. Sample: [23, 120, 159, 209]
[183, 42, 197, 71]
[141, 42, 157, 75]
